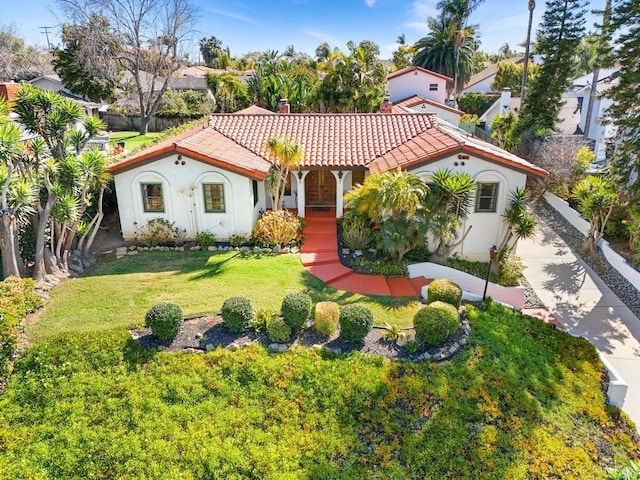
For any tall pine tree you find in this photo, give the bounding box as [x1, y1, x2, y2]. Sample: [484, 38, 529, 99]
[520, 0, 589, 132]
[604, 0, 640, 197]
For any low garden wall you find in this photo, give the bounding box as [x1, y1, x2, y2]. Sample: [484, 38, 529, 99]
[407, 262, 526, 309]
[544, 192, 640, 290]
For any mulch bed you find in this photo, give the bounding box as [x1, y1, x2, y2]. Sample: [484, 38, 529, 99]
[130, 314, 469, 362]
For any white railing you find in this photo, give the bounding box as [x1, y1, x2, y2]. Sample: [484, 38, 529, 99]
[544, 192, 640, 290]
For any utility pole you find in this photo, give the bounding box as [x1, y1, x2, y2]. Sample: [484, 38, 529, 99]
[39, 26, 54, 49]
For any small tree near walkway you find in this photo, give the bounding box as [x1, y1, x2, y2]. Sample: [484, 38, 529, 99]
[573, 175, 618, 256]
[265, 136, 303, 211]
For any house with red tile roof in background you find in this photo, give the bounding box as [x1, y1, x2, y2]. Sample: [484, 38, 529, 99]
[108, 95, 547, 260]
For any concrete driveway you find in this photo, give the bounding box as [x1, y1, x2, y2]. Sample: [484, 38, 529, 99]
[518, 220, 640, 431]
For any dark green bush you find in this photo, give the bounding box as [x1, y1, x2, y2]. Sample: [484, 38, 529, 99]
[413, 301, 459, 346]
[0, 277, 42, 383]
[221, 296, 253, 333]
[281, 292, 312, 332]
[145, 303, 183, 339]
[427, 279, 462, 308]
[266, 317, 291, 343]
[339, 305, 373, 343]
[314, 301, 339, 336]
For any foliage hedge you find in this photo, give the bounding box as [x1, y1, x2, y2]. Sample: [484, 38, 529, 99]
[281, 292, 312, 332]
[0, 277, 41, 383]
[413, 301, 460, 346]
[266, 317, 291, 343]
[1, 304, 639, 478]
[145, 303, 183, 340]
[314, 301, 340, 336]
[221, 296, 253, 333]
[427, 278, 463, 308]
[252, 210, 304, 248]
[339, 305, 373, 343]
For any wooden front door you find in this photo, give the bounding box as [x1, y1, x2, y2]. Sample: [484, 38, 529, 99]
[305, 171, 336, 206]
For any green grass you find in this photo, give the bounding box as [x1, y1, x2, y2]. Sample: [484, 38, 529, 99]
[3, 302, 638, 479]
[108, 131, 163, 151]
[27, 252, 420, 343]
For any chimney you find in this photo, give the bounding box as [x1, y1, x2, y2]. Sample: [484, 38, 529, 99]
[0, 82, 21, 112]
[380, 97, 393, 113]
[278, 98, 290, 114]
[499, 88, 511, 115]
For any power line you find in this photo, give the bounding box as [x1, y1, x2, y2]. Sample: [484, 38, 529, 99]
[39, 26, 54, 49]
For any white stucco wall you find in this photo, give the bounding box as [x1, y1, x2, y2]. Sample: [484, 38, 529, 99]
[406, 102, 461, 125]
[461, 76, 495, 95]
[388, 72, 447, 104]
[409, 155, 527, 260]
[114, 153, 264, 240]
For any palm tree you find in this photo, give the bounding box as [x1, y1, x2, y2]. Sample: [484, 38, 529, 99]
[413, 13, 477, 95]
[265, 136, 303, 211]
[344, 169, 428, 223]
[424, 169, 476, 263]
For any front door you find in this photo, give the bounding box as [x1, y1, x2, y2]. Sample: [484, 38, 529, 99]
[305, 171, 336, 206]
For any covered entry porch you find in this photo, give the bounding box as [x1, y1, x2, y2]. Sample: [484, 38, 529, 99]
[294, 168, 365, 218]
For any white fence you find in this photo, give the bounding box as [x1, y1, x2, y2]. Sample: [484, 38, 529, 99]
[544, 192, 640, 290]
[407, 262, 526, 308]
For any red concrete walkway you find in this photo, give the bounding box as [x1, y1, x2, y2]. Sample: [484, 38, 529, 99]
[300, 208, 431, 297]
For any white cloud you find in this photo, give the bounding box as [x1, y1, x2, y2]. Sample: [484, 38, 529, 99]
[208, 8, 260, 26]
[403, 0, 438, 32]
[365, 0, 376, 7]
[303, 28, 343, 48]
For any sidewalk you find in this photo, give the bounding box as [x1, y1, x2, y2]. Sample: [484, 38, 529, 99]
[518, 220, 640, 431]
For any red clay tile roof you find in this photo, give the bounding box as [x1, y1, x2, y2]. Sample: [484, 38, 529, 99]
[108, 112, 547, 180]
[387, 66, 452, 82]
[235, 105, 275, 115]
[393, 95, 464, 115]
[0, 83, 21, 110]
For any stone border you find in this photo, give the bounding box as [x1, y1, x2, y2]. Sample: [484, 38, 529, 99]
[116, 244, 300, 259]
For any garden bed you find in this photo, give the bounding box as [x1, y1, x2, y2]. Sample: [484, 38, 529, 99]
[130, 312, 470, 362]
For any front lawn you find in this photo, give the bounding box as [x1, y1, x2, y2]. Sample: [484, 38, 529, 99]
[2, 302, 638, 478]
[28, 252, 420, 343]
[109, 131, 163, 151]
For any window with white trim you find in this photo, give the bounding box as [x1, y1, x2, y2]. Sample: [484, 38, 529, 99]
[141, 183, 164, 212]
[475, 183, 498, 212]
[203, 183, 225, 212]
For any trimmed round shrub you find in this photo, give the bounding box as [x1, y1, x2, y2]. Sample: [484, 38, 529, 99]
[221, 296, 253, 333]
[413, 301, 460, 346]
[339, 305, 373, 343]
[314, 301, 340, 336]
[281, 292, 312, 332]
[145, 302, 183, 340]
[266, 317, 292, 343]
[427, 279, 462, 308]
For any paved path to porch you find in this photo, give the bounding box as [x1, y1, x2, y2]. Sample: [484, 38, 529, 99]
[300, 209, 431, 297]
[518, 221, 640, 432]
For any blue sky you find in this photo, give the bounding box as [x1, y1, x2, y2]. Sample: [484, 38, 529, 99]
[3, 0, 605, 60]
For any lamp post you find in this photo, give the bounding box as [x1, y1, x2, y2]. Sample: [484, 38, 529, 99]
[483, 245, 499, 300]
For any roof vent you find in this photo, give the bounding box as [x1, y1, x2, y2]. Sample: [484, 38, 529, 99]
[279, 99, 290, 114]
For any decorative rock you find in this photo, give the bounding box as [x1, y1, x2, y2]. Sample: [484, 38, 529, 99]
[282, 246, 290, 253]
[342, 248, 350, 255]
[290, 246, 299, 254]
[433, 352, 444, 361]
[268, 343, 288, 353]
[262, 248, 271, 253]
[157, 345, 168, 351]
[240, 246, 249, 252]
[129, 245, 137, 251]
[205, 343, 215, 352]
[234, 247, 240, 251]
[178, 246, 185, 252]
[311, 344, 322, 349]
[143, 247, 149, 251]
[459, 336, 468, 346]
[253, 246, 261, 253]
[228, 342, 240, 351]
[354, 250, 363, 257]
[116, 247, 128, 256]
[272, 246, 280, 254]
[208, 246, 216, 251]
[127, 250, 139, 256]
[195, 333, 203, 339]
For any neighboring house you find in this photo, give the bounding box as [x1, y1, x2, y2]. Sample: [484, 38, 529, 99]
[387, 95, 463, 126]
[178, 65, 254, 85]
[461, 56, 524, 95]
[561, 67, 619, 161]
[0, 82, 38, 142]
[387, 66, 450, 105]
[479, 88, 522, 133]
[108, 100, 548, 260]
[28, 74, 108, 117]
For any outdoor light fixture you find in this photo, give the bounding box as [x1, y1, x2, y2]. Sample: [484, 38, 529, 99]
[337, 170, 343, 179]
[298, 170, 303, 180]
[482, 245, 499, 300]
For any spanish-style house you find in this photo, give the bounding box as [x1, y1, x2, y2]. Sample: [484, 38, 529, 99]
[108, 100, 547, 260]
